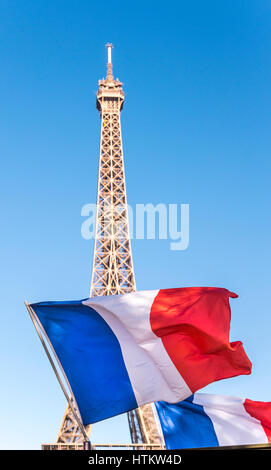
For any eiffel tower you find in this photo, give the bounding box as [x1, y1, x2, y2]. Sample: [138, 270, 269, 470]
[54, 44, 162, 448]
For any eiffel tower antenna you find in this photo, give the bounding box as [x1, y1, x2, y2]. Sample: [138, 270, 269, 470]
[50, 44, 162, 448]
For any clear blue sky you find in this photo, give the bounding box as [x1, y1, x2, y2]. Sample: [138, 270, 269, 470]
[0, 1, 270, 449]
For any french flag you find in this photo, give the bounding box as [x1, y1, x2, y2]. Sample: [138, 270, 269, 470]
[155, 393, 271, 449]
[29, 287, 251, 426]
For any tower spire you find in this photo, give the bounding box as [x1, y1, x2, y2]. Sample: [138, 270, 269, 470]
[106, 43, 114, 81]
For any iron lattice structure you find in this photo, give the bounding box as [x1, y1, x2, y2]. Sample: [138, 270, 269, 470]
[56, 45, 162, 447]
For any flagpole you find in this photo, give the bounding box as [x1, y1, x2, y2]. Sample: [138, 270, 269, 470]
[24, 300, 91, 449]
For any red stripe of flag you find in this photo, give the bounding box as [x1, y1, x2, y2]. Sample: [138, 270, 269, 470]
[244, 399, 271, 443]
[150, 287, 252, 393]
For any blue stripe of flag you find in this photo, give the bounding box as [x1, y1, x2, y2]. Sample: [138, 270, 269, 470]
[155, 396, 219, 449]
[31, 300, 138, 425]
